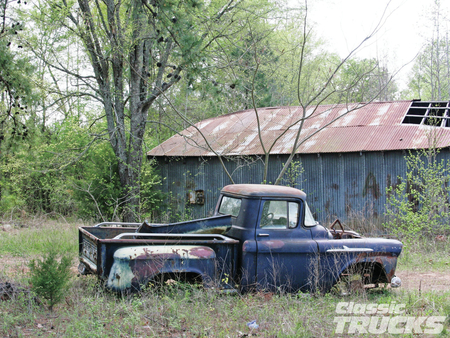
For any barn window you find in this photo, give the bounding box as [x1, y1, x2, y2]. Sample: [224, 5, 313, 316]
[402, 101, 450, 127]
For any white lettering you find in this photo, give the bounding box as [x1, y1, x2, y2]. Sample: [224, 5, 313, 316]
[335, 302, 349, 314]
[404, 316, 426, 334]
[333, 303, 445, 335]
[388, 316, 407, 334]
[368, 316, 390, 334]
[333, 316, 352, 334]
[348, 316, 370, 334]
[388, 301, 397, 314]
[377, 304, 389, 315]
[424, 316, 446, 334]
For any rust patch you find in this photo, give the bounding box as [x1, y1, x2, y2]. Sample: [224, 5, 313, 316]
[259, 240, 285, 250]
[354, 252, 399, 281]
[189, 246, 215, 258]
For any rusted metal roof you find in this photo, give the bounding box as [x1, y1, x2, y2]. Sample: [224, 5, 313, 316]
[147, 101, 450, 157]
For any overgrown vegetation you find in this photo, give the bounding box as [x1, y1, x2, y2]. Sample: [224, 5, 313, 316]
[2, 276, 448, 337]
[384, 145, 450, 248]
[0, 219, 449, 337]
[0, 115, 164, 221]
[0, 0, 407, 223]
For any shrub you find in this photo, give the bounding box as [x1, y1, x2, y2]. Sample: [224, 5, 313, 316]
[28, 248, 72, 311]
[384, 147, 450, 246]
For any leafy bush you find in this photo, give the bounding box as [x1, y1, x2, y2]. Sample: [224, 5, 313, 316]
[28, 248, 72, 311]
[384, 147, 450, 246]
[0, 114, 164, 221]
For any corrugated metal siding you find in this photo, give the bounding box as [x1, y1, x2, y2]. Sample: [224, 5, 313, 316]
[343, 152, 364, 218]
[149, 101, 450, 223]
[156, 150, 445, 224]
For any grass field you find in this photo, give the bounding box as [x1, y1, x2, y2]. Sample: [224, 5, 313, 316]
[0, 217, 449, 337]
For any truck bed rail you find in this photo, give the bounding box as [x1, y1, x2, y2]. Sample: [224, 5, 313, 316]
[112, 232, 236, 241]
[94, 222, 141, 227]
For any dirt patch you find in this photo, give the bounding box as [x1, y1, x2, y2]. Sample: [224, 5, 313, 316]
[394, 270, 450, 292]
[0, 255, 30, 278]
[0, 255, 79, 280]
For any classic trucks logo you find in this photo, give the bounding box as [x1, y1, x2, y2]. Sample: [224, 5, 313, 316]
[334, 302, 445, 334]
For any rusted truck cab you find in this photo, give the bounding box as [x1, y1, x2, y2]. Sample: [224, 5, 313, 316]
[218, 184, 402, 292]
[78, 184, 402, 293]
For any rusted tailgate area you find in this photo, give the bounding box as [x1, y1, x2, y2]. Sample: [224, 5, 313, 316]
[78, 226, 239, 286]
[79, 226, 135, 276]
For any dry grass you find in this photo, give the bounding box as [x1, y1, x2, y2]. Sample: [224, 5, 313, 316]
[1, 218, 449, 337]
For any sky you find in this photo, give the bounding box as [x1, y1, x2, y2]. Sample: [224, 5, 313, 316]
[302, 0, 449, 91]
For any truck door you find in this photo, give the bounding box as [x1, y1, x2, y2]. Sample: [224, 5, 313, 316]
[255, 199, 319, 292]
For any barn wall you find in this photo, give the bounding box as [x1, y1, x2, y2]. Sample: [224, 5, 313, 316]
[154, 149, 450, 224]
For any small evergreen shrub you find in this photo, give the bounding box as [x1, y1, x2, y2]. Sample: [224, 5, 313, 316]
[28, 248, 72, 311]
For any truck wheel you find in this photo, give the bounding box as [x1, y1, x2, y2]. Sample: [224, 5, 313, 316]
[332, 265, 366, 296]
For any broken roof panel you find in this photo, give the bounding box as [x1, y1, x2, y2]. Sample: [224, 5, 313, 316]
[147, 100, 450, 157]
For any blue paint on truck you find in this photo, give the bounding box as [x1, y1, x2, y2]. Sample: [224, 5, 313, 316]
[78, 184, 402, 293]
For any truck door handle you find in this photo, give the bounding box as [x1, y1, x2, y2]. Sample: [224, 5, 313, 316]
[258, 233, 269, 237]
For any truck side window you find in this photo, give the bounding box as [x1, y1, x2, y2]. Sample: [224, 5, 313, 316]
[218, 196, 242, 217]
[288, 202, 299, 228]
[260, 200, 299, 229]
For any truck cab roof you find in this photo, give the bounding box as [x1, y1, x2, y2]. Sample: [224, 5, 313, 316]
[221, 184, 307, 200]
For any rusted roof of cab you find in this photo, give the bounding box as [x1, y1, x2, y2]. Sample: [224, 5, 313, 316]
[221, 184, 306, 199]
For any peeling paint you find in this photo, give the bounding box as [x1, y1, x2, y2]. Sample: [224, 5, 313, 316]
[258, 240, 285, 250]
[106, 245, 216, 291]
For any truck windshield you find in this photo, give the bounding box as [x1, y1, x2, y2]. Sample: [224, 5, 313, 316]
[218, 196, 241, 217]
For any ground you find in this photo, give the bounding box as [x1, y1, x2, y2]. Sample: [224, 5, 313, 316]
[1, 254, 450, 292]
[395, 270, 450, 292]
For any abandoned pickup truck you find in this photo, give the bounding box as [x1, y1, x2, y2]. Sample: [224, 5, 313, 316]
[78, 184, 402, 293]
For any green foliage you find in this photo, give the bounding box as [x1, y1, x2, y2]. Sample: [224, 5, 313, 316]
[384, 147, 450, 246]
[28, 248, 72, 311]
[402, 0, 450, 101]
[331, 58, 398, 102]
[157, 3, 317, 130]
[1, 0, 403, 223]
[280, 160, 305, 188]
[19, 0, 287, 222]
[0, 111, 164, 221]
[0, 0, 36, 161]
[139, 159, 165, 221]
[405, 39, 450, 101]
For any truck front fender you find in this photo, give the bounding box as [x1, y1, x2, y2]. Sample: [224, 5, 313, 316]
[106, 245, 216, 292]
[322, 252, 399, 292]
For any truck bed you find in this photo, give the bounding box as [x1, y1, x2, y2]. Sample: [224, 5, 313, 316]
[78, 217, 239, 287]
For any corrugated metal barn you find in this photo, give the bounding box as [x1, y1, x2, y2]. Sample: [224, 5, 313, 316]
[147, 100, 450, 223]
